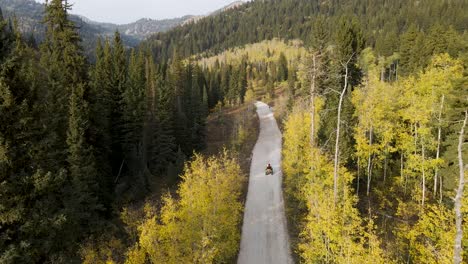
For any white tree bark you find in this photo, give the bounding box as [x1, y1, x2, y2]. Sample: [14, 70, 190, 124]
[435, 95, 445, 198]
[357, 157, 361, 195]
[310, 53, 317, 148]
[333, 56, 352, 204]
[421, 144, 426, 208]
[401, 153, 407, 194]
[453, 110, 467, 264]
[367, 127, 373, 196]
[384, 145, 388, 183]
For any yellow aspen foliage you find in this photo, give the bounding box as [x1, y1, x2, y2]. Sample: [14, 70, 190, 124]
[244, 87, 256, 102]
[125, 151, 245, 264]
[282, 103, 313, 206]
[396, 54, 463, 186]
[197, 39, 307, 68]
[80, 235, 126, 264]
[354, 50, 400, 193]
[353, 52, 463, 206]
[298, 152, 388, 263]
[282, 105, 389, 263]
[124, 245, 147, 264]
[405, 204, 456, 264]
[353, 52, 465, 262]
[353, 69, 398, 163]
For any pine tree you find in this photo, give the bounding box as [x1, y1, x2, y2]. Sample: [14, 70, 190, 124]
[220, 64, 230, 104]
[121, 49, 148, 192]
[277, 52, 288, 81]
[89, 38, 114, 208]
[66, 82, 101, 230]
[228, 65, 240, 105]
[1, 1, 101, 261]
[0, 22, 39, 263]
[46, 0, 102, 250]
[190, 65, 206, 151]
[238, 59, 248, 103]
[335, 16, 364, 87]
[170, 52, 190, 154]
[311, 15, 329, 52]
[39, 0, 84, 169]
[399, 24, 421, 76]
[123, 49, 146, 152]
[0, 8, 14, 62]
[110, 31, 127, 179]
[143, 53, 163, 177]
[150, 72, 177, 174]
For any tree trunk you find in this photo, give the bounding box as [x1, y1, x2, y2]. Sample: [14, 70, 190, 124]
[440, 172, 443, 203]
[414, 123, 418, 156]
[310, 53, 317, 148]
[367, 127, 373, 196]
[395, 61, 398, 81]
[384, 145, 388, 183]
[421, 143, 426, 208]
[380, 65, 385, 82]
[357, 157, 360, 195]
[114, 159, 125, 184]
[453, 110, 467, 264]
[434, 95, 445, 198]
[402, 153, 407, 195]
[333, 59, 350, 204]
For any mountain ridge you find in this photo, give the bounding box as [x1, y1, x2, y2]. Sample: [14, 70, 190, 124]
[74, 14, 195, 41]
[182, 0, 245, 25]
[0, 0, 246, 43]
[0, 0, 248, 57]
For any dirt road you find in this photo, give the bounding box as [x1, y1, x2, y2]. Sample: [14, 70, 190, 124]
[237, 101, 293, 264]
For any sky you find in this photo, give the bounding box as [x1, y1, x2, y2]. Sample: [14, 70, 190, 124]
[36, 0, 241, 24]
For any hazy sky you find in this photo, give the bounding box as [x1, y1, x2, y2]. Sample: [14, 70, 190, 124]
[36, 0, 240, 24]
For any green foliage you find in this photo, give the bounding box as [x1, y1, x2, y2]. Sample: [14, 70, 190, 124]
[198, 39, 305, 104]
[0, 7, 14, 62]
[145, 0, 468, 63]
[277, 52, 288, 81]
[0, 1, 103, 261]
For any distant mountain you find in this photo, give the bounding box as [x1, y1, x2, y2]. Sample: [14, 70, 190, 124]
[0, 0, 193, 54]
[0, 0, 248, 56]
[211, 0, 245, 16]
[183, 0, 245, 25]
[76, 15, 194, 41]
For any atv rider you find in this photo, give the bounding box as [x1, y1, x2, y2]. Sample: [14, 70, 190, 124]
[266, 163, 273, 174]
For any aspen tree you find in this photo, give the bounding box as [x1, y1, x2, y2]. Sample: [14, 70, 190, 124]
[453, 110, 467, 264]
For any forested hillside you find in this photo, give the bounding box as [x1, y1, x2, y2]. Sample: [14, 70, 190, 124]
[145, 0, 467, 61]
[1, 0, 467, 263]
[0, 0, 141, 53]
[0, 0, 192, 56]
